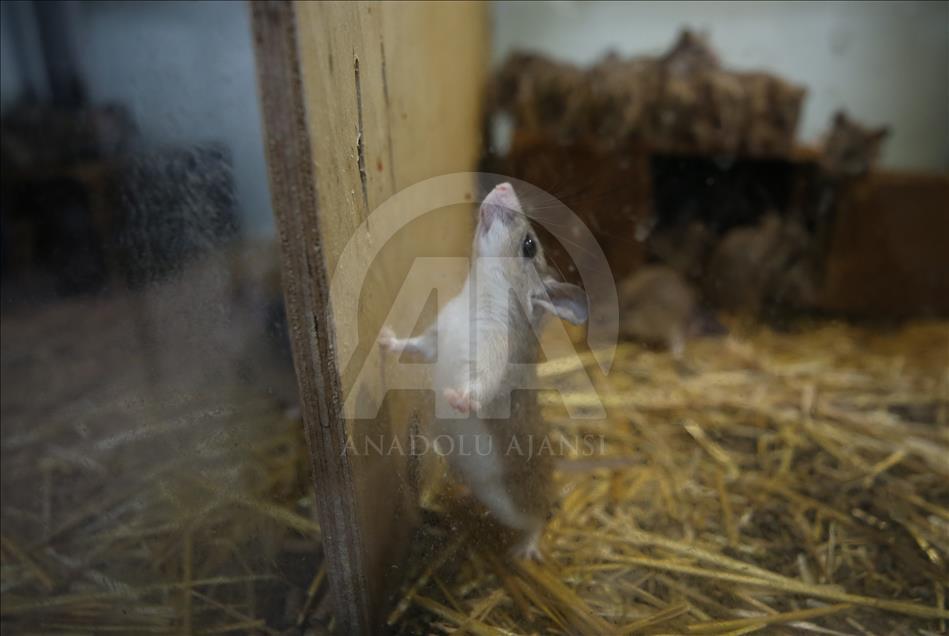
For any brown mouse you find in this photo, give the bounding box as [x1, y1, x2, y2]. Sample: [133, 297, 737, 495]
[705, 213, 813, 318]
[821, 111, 890, 178]
[618, 264, 722, 361]
[647, 220, 715, 283]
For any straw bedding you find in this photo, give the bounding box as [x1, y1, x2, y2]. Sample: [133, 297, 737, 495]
[392, 320, 948, 635]
[3, 313, 947, 634]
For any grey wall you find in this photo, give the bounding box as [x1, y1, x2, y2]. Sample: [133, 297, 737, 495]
[78, 1, 274, 237]
[1, 0, 275, 238]
[4, 0, 945, 232]
[1, 1, 50, 106]
[493, 1, 949, 171]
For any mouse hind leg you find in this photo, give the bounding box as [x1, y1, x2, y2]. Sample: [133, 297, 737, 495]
[470, 474, 545, 561]
[448, 431, 545, 559]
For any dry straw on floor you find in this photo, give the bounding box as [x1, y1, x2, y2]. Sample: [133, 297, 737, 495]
[393, 320, 948, 635]
[0, 392, 322, 634]
[0, 296, 324, 633]
[3, 316, 947, 634]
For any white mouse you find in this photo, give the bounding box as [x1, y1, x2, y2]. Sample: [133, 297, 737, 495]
[378, 182, 588, 559]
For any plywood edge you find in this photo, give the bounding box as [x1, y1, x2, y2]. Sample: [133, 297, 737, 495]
[251, 3, 372, 634]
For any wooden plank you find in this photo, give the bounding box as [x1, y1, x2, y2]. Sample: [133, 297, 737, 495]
[252, 2, 487, 632]
[251, 4, 369, 633]
[819, 171, 949, 319]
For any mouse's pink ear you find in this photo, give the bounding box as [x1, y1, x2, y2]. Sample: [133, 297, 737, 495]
[533, 278, 588, 325]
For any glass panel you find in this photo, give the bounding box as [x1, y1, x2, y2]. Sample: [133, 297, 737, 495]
[3, 2, 947, 634]
[1, 2, 325, 632]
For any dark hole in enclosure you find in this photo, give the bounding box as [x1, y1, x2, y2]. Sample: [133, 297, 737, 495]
[649, 154, 796, 234]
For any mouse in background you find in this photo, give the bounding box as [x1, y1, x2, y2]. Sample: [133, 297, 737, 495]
[379, 182, 588, 559]
[646, 220, 716, 284]
[617, 264, 725, 366]
[821, 111, 890, 179]
[705, 212, 816, 321]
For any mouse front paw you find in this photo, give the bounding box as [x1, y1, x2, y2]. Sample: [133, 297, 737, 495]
[443, 388, 480, 414]
[377, 325, 398, 353]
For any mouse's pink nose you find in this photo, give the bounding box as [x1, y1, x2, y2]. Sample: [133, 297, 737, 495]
[484, 183, 519, 211]
[479, 183, 521, 232]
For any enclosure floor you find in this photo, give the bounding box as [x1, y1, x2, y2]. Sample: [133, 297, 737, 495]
[3, 305, 947, 634]
[392, 320, 948, 635]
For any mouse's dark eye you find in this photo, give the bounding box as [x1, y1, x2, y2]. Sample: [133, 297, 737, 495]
[521, 235, 537, 259]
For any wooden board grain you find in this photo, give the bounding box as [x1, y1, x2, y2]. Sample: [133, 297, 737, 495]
[819, 171, 949, 319]
[252, 2, 487, 632]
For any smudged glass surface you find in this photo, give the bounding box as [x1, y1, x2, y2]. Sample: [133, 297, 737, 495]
[1, 2, 324, 632]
